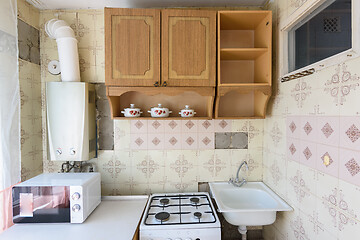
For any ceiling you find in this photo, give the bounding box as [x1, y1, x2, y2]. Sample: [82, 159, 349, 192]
[26, 0, 269, 9]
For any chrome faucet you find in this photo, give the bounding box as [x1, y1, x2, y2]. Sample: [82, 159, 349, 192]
[229, 161, 249, 187]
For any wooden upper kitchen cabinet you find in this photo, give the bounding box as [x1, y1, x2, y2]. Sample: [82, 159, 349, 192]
[105, 8, 160, 87]
[162, 9, 216, 87]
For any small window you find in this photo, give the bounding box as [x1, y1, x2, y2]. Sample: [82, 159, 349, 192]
[288, 0, 351, 72]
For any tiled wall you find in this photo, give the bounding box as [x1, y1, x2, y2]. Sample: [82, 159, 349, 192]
[263, 0, 360, 239]
[17, 0, 43, 181]
[88, 119, 263, 195]
[39, 9, 264, 194]
[39, 9, 105, 172]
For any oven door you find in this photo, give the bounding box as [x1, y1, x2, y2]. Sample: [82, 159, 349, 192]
[12, 186, 71, 223]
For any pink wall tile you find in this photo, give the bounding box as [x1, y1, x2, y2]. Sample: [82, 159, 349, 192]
[300, 116, 317, 142]
[148, 133, 165, 150]
[287, 116, 300, 139]
[316, 116, 339, 147]
[316, 144, 339, 178]
[181, 120, 198, 133]
[198, 132, 215, 149]
[130, 133, 148, 150]
[214, 119, 232, 132]
[164, 120, 181, 133]
[198, 120, 215, 132]
[287, 137, 300, 162]
[339, 149, 360, 187]
[130, 120, 148, 133]
[299, 140, 317, 169]
[147, 120, 165, 133]
[339, 116, 360, 151]
[164, 133, 181, 150]
[181, 133, 198, 149]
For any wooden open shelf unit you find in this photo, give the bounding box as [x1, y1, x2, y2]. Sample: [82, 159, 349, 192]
[107, 87, 215, 119]
[215, 10, 272, 118]
[218, 10, 272, 85]
[215, 86, 271, 119]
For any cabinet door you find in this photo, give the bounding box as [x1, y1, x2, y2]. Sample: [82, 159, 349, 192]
[105, 8, 160, 86]
[162, 10, 216, 87]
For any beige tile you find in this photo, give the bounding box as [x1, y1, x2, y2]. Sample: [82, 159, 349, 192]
[164, 150, 198, 182]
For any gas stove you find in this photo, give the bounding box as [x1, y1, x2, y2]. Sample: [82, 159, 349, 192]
[140, 192, 221, 240]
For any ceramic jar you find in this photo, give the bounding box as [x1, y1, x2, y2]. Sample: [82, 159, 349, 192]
[121, 104, 142, 117]
[148, 104, 172, 118]
[179, 105, 196, 117]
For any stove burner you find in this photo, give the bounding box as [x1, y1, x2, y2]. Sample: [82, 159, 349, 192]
[190, 197, 200, 205]
[155, 212, 170, 222]
[159, 198, 170, 206]
[194, 212, 202, 219]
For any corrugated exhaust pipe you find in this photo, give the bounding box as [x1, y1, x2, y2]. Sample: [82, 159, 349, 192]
[45, 19, 81, 82]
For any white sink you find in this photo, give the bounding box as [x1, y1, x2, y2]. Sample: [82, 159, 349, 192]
[209, 182, 292, 226]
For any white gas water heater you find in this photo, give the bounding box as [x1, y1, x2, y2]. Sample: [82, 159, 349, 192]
[45, 19, 96, 162]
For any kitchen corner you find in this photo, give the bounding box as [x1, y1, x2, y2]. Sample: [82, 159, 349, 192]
[1, 196, 148, 240]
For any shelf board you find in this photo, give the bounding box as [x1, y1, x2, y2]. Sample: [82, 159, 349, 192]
[218, 83, 270, 87]
[113, 117, 212, 120]
[220, 48, 268, 60]
[214, 116, 265, 119]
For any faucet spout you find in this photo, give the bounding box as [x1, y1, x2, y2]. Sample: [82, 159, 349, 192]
[229, 161, 249, 187]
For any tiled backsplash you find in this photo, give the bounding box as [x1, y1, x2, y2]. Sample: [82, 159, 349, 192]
[93, 119, 264, 195]
[127, 119, 249, 150]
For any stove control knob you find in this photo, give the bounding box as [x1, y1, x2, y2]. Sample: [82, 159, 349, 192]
[72, 204, 81, 212]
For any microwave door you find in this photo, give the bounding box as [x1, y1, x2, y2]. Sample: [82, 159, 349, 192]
[12, 186, 71, 223]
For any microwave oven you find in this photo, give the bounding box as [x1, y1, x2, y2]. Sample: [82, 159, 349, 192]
[12, 172, 101, 224]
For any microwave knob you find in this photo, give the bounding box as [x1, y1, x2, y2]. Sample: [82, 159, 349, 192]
[72, 192, 81, 200]
[72, 204, 81, 212]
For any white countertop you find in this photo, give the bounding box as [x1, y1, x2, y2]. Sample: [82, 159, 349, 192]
[0, 196, 148, 240]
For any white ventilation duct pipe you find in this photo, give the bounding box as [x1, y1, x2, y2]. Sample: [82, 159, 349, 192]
[45, 19, 81, 82]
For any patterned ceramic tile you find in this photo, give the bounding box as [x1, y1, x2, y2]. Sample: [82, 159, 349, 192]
[299, 141, 317, 169]
[180, 133, 198, 150]
[164, 120, 181, 133]
[339, 149, 360, 187]
[198, 132, 215, 150]
[198, 150, 231, 181]
[130, 119, 148, 133]
[339, 117, 360, 150]
[287, 116, 300, 139]
[198, 119, 215, 132]
[147, 133, 165, 150]
[214, 119, 232, 132]
[316, 144, 339, 178]
[181, 119, 198, 133]
[316, 116, 339, 147]
[300, 116, 317, 142]
[324, 63, 360, 106]
[130, 134, 148, 150]
[164, 133, 181, 150]
[287, 137, 300, 162]
[147, 119, 165, 133]
[164, 150, 198, 183]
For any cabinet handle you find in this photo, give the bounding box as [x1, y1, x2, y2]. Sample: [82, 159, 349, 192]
[154, 81, 159, 87]
[162, 81, 167, 87]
